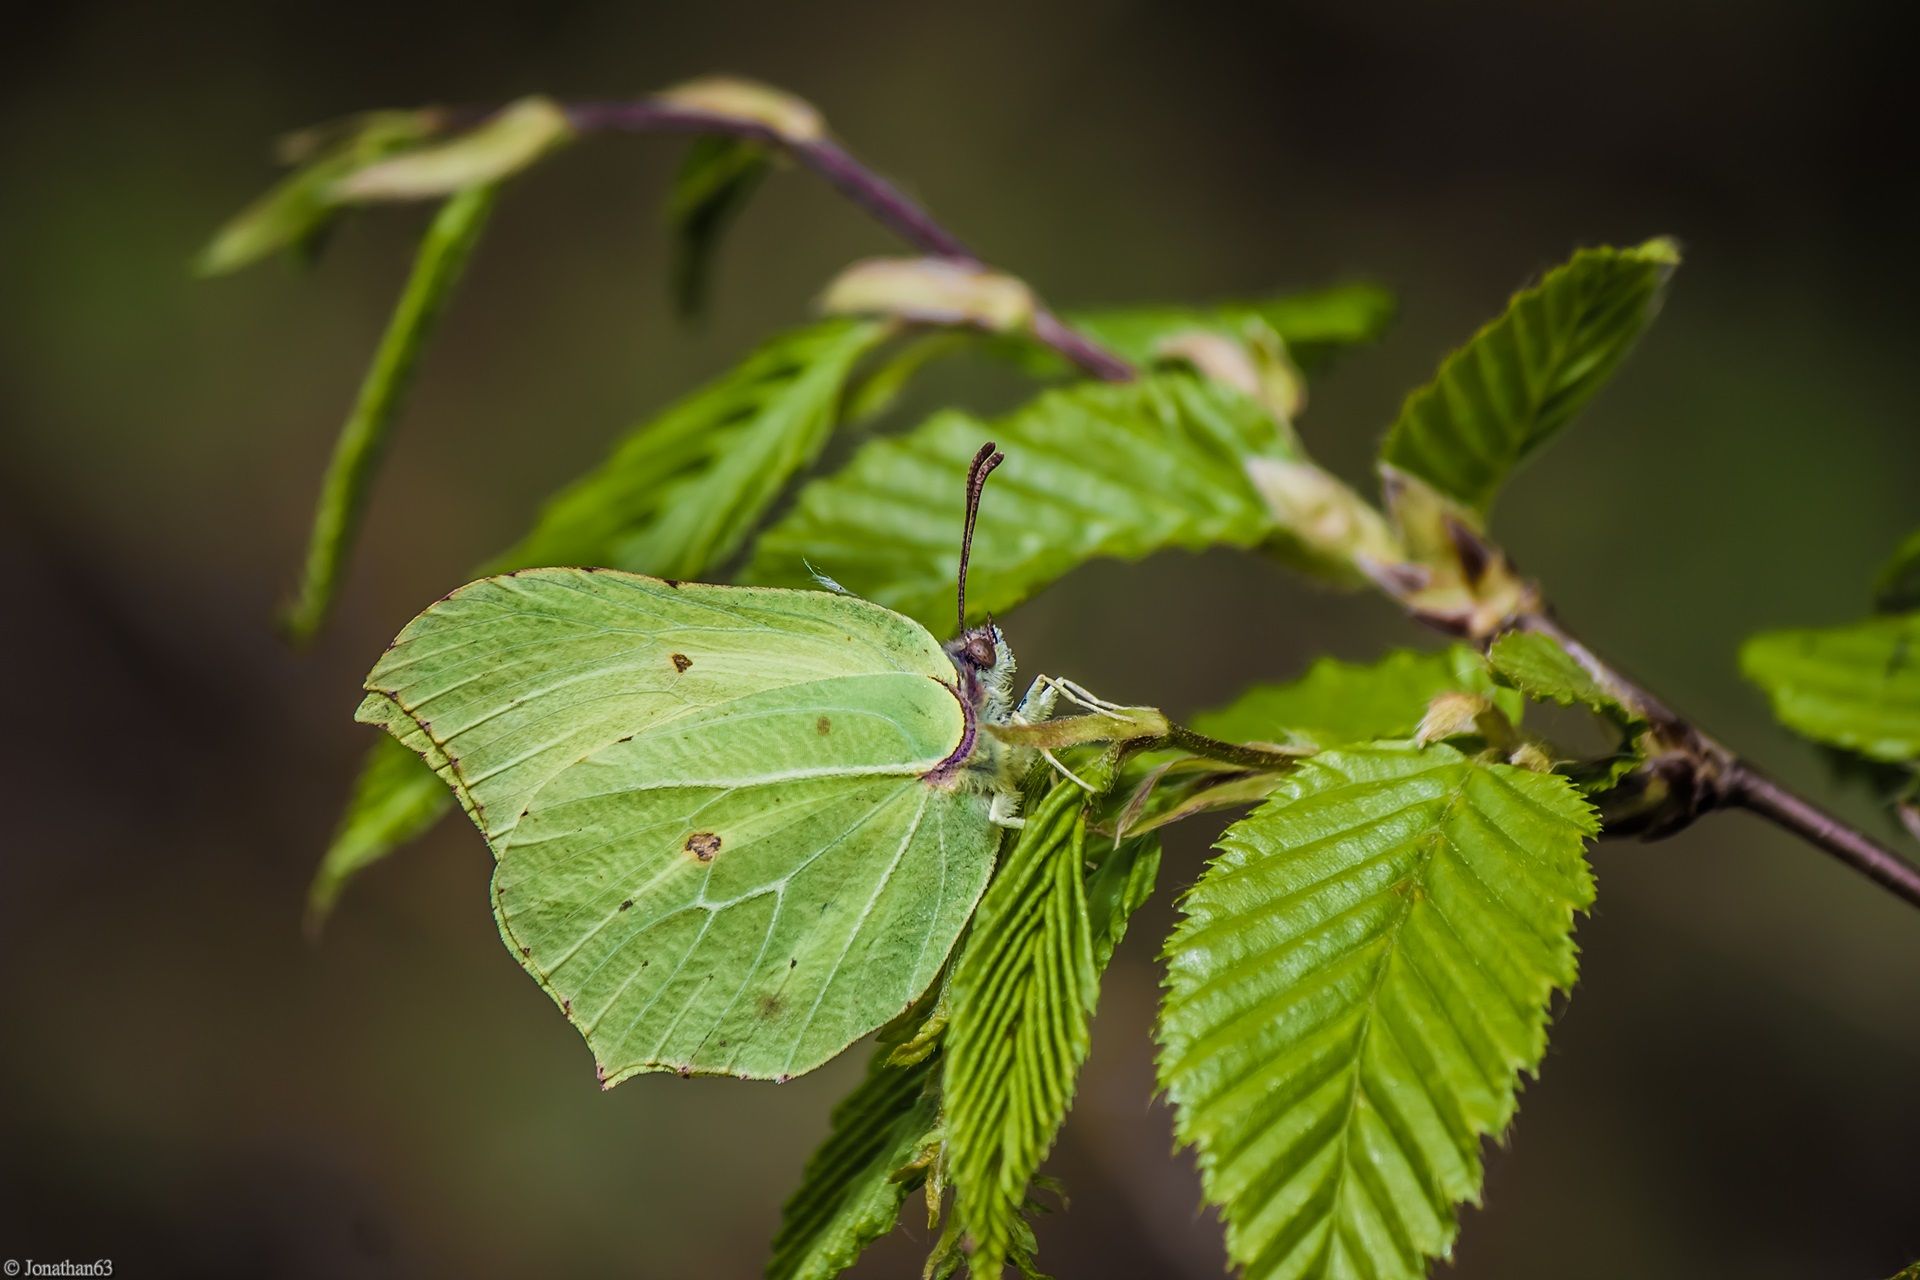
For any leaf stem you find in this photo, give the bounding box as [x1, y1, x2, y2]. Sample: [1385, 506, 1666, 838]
[1165, 724, 1313, 772]
[550, 99, 1136, 383]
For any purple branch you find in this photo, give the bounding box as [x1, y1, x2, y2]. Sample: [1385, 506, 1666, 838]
[1726, 765, 1920, 910]
[1511, 609, 1920, 910]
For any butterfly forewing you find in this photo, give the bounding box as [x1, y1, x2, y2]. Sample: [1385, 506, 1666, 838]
[358, 567, 998, 1080]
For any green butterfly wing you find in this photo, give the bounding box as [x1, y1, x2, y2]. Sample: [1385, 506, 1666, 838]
[358, 567, 998, 1082]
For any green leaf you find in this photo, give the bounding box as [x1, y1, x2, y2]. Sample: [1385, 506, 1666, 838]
[768, 1042, 942, 1280]
[1487, 631, 1630, 719]
[840, 331, 975, 426]
[1381, 239, 1679, 512]
[198, 111, 440, 276]
[1086, 834, 1162, 969]
[336, 96, 575, 201]
[305, 735, 453, 931]
[282, 183, 497, 641]
[668, 137, 772, 318]
[1741, 613, 1920, 763]
[1060, 283, 1397, 371]
[307, 318, 891, 926]
[495, 317, 891, 579]
[945, 775, 1153, 1278]
[1874, 530, 1920, 614]
[1159, 744, 1597, 1280]
[1190, 646, 1518, 749]
[744, 372, 1297, 632]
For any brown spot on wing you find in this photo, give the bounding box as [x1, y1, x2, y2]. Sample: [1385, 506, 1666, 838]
[671, 652, 693, 672]
[685, 831, 722, 861]
[815, 715, 832, 735]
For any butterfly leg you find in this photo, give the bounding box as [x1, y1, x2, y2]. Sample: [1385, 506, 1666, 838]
[1011, 674, 1132, 794]
[1038, 748, 1098, 792]
[988, 789, 1026, 829]
[1011, 674, 1060, 726]
[1022, 672, 1135, 718]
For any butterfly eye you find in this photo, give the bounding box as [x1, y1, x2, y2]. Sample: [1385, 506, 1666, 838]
[966, 634, 997, 669]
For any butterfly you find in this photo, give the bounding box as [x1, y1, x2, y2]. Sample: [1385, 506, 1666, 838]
[357, 443, 1110, 1084]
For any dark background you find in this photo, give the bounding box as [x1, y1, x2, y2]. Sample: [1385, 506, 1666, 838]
[3, 2, 1916, 1277]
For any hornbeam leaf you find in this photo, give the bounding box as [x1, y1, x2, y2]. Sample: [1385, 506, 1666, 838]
[1381, 239, 1679, 512]
[744, 372, 1296, 632]
[767, 1042, 942, 1280]
[305, 734, 452, 931]
[1487, 632, 1631, 719]
[1159, 744, 1598, 1280]
[1086, 833, 1162, 969]
[1741, 613, 1920, 763]
[946, 772, 1156, 1277]
[493, 317, 890, 579]
[668, 136, 772, 318]
[306, 319, 891, 926]
[282, 183, 497, 641]
[359, 569, 1016, 1083]
[1191, 646, 1518, 749]
[764, 832, 1152, 1280]
[1058, 283, 1397, 372]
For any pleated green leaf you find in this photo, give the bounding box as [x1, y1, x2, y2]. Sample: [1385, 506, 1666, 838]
[1086, 831, 1162, 969]
[493, 317, 889, 578]
[945, 776, 1157, 1278]
[282, 184, 497, 641]
[1381, 239, 1678, 512]
[763, 824, 1158, 1280]
[307, 318, 891, 925]
[1487, 632, 1628, 719]
[767, 1042, 942, 1280]
[744, 372, 1296, 632]
[1741, 613, 1920, 763]
[1191, 647, 1518, 750]
[668, 137, 772, 318]
[1159, 744, 1598, 1280]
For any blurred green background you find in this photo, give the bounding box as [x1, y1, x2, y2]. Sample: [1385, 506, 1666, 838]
[3, 2, 1916, 1276]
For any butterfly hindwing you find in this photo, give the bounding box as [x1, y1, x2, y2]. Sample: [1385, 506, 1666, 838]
[501, 769, 993, 1082]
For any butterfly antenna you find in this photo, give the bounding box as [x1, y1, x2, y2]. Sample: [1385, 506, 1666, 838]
[957, 441, 1004, 633]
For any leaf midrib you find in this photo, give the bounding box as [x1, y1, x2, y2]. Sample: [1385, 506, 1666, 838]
[1296, 788, 1464, 1278]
